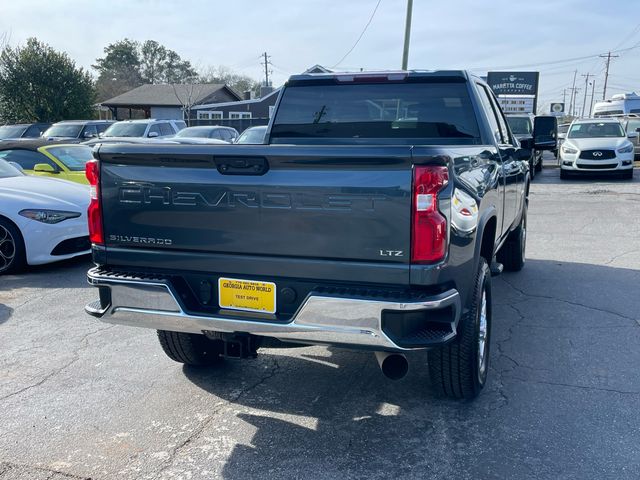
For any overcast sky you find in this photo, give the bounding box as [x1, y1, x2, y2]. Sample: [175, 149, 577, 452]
[1, 0, 639, 114]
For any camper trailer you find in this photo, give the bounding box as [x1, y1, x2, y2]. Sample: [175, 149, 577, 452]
[593, 93, 640, 117]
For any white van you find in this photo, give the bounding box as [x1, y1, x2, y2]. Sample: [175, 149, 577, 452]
[593, 93, 640, 117]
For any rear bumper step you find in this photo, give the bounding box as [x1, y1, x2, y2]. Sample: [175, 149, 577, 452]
[85, 267, 461, 351]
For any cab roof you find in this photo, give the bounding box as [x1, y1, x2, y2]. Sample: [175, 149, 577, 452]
[287, 70, 472, 85]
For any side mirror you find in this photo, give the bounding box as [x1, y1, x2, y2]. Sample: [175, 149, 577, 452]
[33, 163, 57, 173]
[635, 127, 640, 133]
[628, 131, 639, 139]
[519, 137, 534, 150]
[533, 115, 558, 150]
[83, 131, 96, 138]
[148, 131, 159, 138]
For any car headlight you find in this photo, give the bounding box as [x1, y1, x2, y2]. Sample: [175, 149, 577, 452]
[562, 145, 578, 154]
[19, 209, 81, 224]
[617, 144, 634, 154]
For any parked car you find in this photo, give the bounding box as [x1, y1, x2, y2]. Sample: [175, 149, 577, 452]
[560, 118, 636, 179]
[84, 70, 557, 400]
[0, 141, 94, 184]
[172, 126, 239, 144]
[42, 120, 114, 142]
[235, 125, 268, 144]
[82, 137, 180, 147]
[85, 119, 186, 145]
[0, 159, 90, 275]
[506, 114, 543, 178]
[0, 123, 51, 140]
[554, 123, 571, 158]
[621, 116, 640, 160]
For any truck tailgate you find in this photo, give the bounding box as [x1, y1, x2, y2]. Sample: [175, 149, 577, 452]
[97, 144, 413, 268]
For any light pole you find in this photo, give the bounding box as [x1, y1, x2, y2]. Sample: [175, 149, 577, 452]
[401, 0, 413, 70]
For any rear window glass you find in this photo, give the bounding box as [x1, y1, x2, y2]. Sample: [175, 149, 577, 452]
[46, 145, 93, 171]
[271, 82, 480, 145]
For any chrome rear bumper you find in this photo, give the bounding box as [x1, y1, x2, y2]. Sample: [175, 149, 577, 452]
[86, 267, 461, 352]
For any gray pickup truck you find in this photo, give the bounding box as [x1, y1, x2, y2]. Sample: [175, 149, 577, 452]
[85, 71, 556, 399]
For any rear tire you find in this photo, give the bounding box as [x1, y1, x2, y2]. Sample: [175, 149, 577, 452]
[428, 258, 492, 400]
[529, 159, 535, 180]
[535, 155, 543, 172]
[0, 217, 26, 275]
[497, 207, 527, 272]
[157, 330, 223, 366]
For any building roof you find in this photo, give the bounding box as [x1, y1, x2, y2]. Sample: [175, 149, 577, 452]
[101, 84, 241, 108]
[303, 64, 332, 74]
[194, 88, 281, 110]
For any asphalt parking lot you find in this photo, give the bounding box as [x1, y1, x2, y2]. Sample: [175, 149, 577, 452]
[1, 162, 639, 480]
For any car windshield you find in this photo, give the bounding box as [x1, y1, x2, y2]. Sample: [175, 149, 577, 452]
[103, 123, 147, 137]
[0, 159, 23, 178]
[175, 127, 215, 138]
[568, 122, 625, 138]
[271, 82, 481, 145]
[43, 124, 83, 137]
[558, 124, 571, 134]
[0, 125, 27, 139]
[237, 126, 267, 144]
[506, 117, 532, 135]
[46, 145, 94, 171]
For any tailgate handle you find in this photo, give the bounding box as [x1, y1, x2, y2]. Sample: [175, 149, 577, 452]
[214, 156, 269, 175]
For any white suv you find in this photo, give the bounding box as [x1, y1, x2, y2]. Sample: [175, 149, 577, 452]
[100, 119, 186, 139]
[560, 118, 636, 180]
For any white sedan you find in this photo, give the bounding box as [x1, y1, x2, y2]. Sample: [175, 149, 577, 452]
[560, 118, 636, 179]
[0, 159, 90, 274]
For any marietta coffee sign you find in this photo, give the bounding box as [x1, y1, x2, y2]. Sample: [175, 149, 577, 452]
[487, 72, 539, 96]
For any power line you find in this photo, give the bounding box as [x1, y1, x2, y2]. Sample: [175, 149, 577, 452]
[612, 22, 640, 51]
[470, 44, 640, 72]
[332, 0, 383, 68]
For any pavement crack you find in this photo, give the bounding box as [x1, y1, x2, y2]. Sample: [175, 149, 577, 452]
[604, 249, 640, 265]
[500, 277, 638, 323]
[154, 356, 281, 477]
[508, 377, 640, 395]
[6, 288, 64, 312]
[0, 325, 115, 402]
[0, 462, 90, 479]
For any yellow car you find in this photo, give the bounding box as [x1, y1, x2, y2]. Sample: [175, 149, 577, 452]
[0, 141, 93, 184]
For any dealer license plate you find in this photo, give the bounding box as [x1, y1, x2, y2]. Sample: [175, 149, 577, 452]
[218, 277, 276, 314]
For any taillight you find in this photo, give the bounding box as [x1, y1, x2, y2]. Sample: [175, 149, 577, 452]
[85, 159, 104, 245]
[411, 166, 449, 263]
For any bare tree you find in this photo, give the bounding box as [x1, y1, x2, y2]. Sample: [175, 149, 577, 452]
[172, 82, 204, 126]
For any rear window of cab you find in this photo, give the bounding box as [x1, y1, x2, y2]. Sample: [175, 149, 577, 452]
[270, 82, 480, 145]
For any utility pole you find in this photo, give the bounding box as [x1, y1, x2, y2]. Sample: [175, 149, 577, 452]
[599, 51, 619, 100]
[401, 0, 413, 69]
[589, 80, 596, 117]
[581, 73, 592, 118]
[568, 70, 578, 116]
[261, 52, 272, 87]
[568, 88, 581, 116]
[562, 88, 567, 105]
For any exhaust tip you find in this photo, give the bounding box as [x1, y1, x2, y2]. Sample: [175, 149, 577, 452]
[375, 352, 409, 381]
